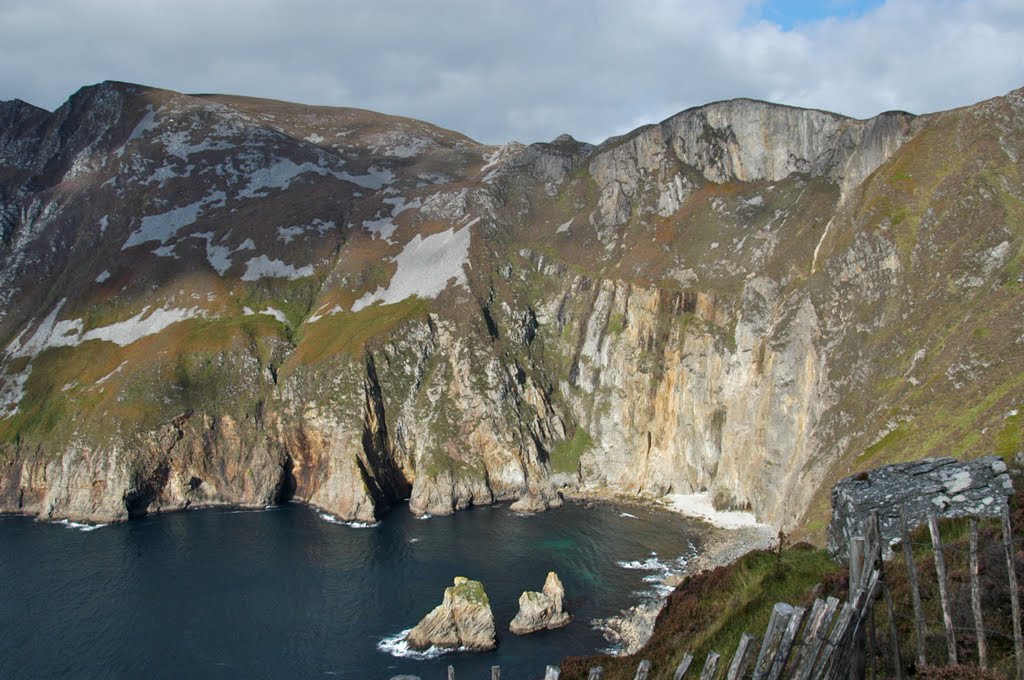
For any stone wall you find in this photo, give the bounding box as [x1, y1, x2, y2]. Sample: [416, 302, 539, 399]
[827, 456, 1014, 559]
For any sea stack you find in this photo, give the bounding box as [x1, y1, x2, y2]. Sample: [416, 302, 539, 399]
[509, 571, 572, 635]
[406, 577, 497, 651]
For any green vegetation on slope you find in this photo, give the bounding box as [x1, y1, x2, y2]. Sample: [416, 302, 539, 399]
[561, 544, 841, 680]
[564, 466, 1024, 680]
[286, 297, 429, 369]
[548, 427, 593, 474]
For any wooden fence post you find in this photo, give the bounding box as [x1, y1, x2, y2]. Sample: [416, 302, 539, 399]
[491, 666, 501, 680]
[1003, 505, 1024, 680]
[819, 601, 856, 679]
[928, 513, 958, 665]
[672, 653, 693, 680]
[633, 659, 651, 680]
[969, 518, 988, 670]
[448, 665, 455, 680]
[823, 569, 879, 680]
[881, 579, 904, 680]
[900, 508, 927, 668]
[849, 532, 868, 680]
[768, 606, 806, 680]
[867, 511, 898, 680]
[792, 597, 840, 680]
[753, 603, 794, 680]
[545, 665, 561, 680]
[588, 667, 604, 680]
[850, 536, 866, 592]
[698, 652, 720, 680]
[725, 633, 757, 680]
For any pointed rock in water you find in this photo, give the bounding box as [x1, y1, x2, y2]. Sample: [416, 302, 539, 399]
[406, 577, 497, 651]
[509, 571, 572, 635]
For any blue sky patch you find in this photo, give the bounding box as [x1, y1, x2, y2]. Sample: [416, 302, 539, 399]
[754, 0, 885, 29]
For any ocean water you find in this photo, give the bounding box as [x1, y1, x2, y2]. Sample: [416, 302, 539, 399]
[0, 501, 704, 680]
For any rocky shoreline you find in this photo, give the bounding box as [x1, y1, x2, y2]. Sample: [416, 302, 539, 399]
[574, 490, 776, 656]
[11, 485, 774, 657]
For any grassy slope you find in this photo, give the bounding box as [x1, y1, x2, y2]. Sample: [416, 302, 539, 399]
[562, 544, 842, 680]
[795, 102, 1024, 542]
[563, 468, 1024, 679]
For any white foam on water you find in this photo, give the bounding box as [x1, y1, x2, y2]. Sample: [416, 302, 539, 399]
[619, 512, 638, 519]
[54, 519, 109, 532]
[377, 630, 462, 660]
[616, 549, 692, 598]
[315, 511, 379, 529]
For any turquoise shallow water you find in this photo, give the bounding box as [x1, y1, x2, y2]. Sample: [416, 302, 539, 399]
[0, 500, 703, 680]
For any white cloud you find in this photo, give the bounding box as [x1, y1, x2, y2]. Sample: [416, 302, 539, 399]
[0, 0, 1021, 144]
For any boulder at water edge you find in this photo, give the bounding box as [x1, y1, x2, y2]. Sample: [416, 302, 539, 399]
[406, 577, 497, 651]
[509, 571, 572, 635]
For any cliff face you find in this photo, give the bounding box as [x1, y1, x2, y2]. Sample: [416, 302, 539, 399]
[0, 81, 1021, 535]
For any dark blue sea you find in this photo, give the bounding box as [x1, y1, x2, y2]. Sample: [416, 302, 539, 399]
[0, 501, 704, 680]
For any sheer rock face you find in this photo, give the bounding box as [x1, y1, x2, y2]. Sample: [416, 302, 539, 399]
[509, 571, 572, 635]
[406, 577, 496, 651]
[1, 81, 1023, 536]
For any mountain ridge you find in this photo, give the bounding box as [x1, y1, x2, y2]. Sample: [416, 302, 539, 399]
[0, 81, 1021, 539]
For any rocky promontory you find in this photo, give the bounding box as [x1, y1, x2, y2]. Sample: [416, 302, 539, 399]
[509, 571, 572, 635]
[406, 577, 497, 651]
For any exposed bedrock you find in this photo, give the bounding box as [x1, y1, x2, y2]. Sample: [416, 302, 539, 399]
[2, 83, 1023, 535]
[827, 456, 1015, 559]
[406, 577, 497, 652]
[509, 571, 572, 635]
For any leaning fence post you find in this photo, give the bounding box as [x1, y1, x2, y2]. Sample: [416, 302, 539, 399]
[969, 518, 988, 670]
[753, 603, 794, 680]
[928, 513, 958, 665]
[673, 653, 694, 680]
[849, 532, 868, 680]
[725, 633, 758, 680]
[872, 512, 903, 680]
[792, 597, 839, 680]
[881, 578, 904, 680]
[819, 600, 856, 680]
[587, 667, 604, 680]
[491, 666, 501, 680]
[544, 665, 561, 680]
[698, 652, 720, 680]
[633, 659, 651, 680]
[768, 605, 806, 680]
[900, 508, 927, 668]
[1003, 505, 1024, 680]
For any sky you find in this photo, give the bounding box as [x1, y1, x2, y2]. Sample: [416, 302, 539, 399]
[1, 0, 1022, 145]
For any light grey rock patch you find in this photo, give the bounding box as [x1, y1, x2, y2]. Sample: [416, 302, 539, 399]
[827, 455, 1014, 559]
